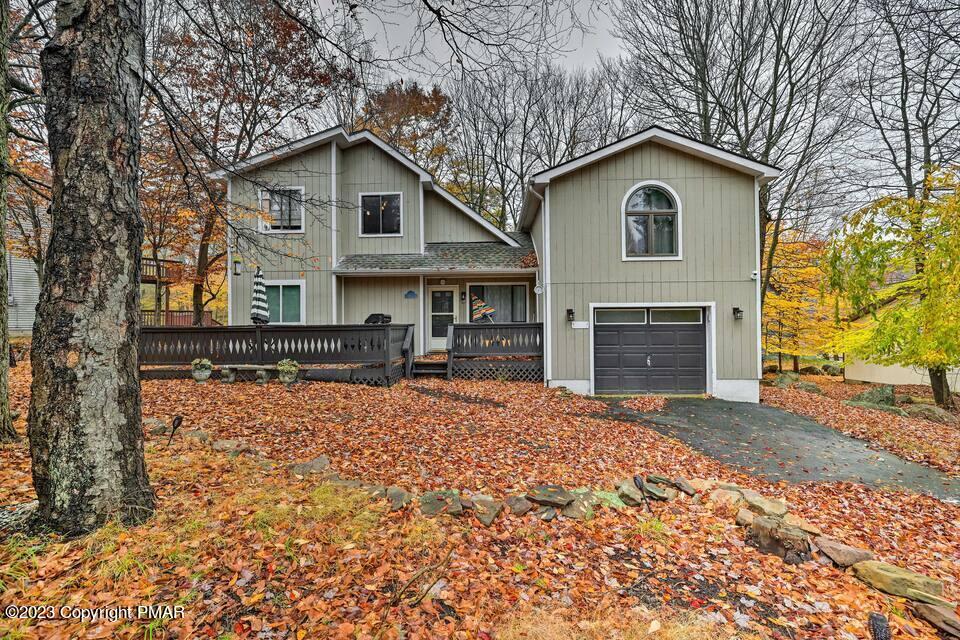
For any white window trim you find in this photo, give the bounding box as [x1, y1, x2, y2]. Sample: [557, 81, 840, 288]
[588, 302, 715, 396]
[620, 180, 683, 262]
[465, 281, 531, 323]
[263, 278, 306, 325]
[649, 308, 703, 324]
[358, 191, 403, 238]
[257, 186, 306, 235]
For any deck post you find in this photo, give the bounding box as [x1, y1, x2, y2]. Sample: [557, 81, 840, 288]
[383, 325, 393, 385]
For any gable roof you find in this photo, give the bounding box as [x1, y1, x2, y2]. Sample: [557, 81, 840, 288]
[334, 233, 537, 274]
[520, 126, 781, 230]
[209, 126, 519, 248]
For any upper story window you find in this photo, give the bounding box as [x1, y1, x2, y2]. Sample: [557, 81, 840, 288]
[622, 183, 680, 260]
[259, 187, 304, 233]
[360, 193, 402, 236]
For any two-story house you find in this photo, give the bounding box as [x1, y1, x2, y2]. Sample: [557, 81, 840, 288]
[213, 125, 779, 402]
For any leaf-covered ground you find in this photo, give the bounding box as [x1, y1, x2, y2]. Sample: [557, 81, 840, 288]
[1, 368, 958, 639]
[761, 377, 960, 476]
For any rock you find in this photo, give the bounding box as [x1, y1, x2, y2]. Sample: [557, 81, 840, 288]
[646, 474, 673, 486]
[386, 487, 414, 511]
[673, 477, 697, 496]
[783, 513, 823, 536]
[851, 561, 953, 607]
[735, 508, 755, 527]
[708, 488, 745, 508]
[844, 400, 908, 416]
[212, 439, 241, 452]
[288, 456, 331, 476]
[639, 478, 672, 501]
[813, 536, 875, 567]
[904, 395, 936, 405]
[748, 516, 810, 564]
[362, 485, 387, 500]
[144, 417, 168, 435]
[795, 381, 823, 394]
[774, 372, 800, 388]
[526, 484, 575, 508]
[181, 429, 209, 443]
[913, 603, 960, 638]
[0, 501, 38, 533]
[903, 403, 957, 425]
[763, 364, 779, 374]
[616, 478, 647, 507]
[560, 496, 594, 521]
[533, 506, 557, 521]
[420, 490, 463, 517]
[687, 478, 719, 492]
[850, 384, 895, 406]
[740, 489, 788, 517]
[459, 497, 475, 510]
[471, 495, 503, 527]
[799, 365, 824, 375]
[822, 363, 842, 376]
[592, 490, 627, 510]
[505, 495, 533, 516]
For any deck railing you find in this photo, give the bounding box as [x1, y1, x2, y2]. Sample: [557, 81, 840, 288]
[445, 322, 543, 382]
[141, 258, 184, 284]
[140, 310, 221, 327]
[139, 324, 415, 385]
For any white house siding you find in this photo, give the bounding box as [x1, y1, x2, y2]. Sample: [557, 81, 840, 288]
[544, 142, 760, 401]
[845, 360, 960, 388]
[8, 256, 40, 334]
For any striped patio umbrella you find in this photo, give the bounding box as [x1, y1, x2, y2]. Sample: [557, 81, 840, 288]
[250, 266, 270, 325]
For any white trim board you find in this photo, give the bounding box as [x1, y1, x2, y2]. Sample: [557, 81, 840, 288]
[331, 143, 338, 321]
[226, 178, 233, 326]
[620, 179, 683, 262]
[256, 185, 306, 235]
[263, 278, 307, 325]
[587, 302, 717, 398]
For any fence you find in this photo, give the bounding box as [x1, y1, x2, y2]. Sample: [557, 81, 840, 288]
[140, 310, 221, 327]
[140, 324, 414, 386]
[446, 322, 543, 382]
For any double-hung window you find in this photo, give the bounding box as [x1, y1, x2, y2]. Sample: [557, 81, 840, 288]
[264, 281, 304, 324]
[259, 188, 304, 232]
[468, 284, 528, 323]
[360, 193, 402, 236]
[623, 185, 679, 258]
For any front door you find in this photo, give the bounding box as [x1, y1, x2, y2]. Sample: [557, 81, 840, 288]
[428, 287, 458, 351]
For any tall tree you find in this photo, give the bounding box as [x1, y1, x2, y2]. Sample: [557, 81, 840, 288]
[29, 0, 154, 533]
[0, 0, 14, 442]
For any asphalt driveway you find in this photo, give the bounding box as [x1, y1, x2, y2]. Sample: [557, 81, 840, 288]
[605, 397, 960, 502]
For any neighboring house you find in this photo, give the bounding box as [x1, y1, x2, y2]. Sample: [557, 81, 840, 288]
[215, 125, 780, 402]
[844, 360, 960, 388]
[7, 256, 41, 335]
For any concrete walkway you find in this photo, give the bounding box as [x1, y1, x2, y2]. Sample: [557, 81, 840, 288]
[604, 398, 960, 502]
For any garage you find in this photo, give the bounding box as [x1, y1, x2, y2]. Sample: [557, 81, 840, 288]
[593, 307, 706, 394]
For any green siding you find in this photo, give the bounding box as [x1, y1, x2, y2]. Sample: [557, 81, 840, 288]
[341, 276, 422, 353]
[423, 191, 499, 243]
[546, 141, 759, 383]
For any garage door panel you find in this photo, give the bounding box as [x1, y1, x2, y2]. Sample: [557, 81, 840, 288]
[593, 314, 706, 395]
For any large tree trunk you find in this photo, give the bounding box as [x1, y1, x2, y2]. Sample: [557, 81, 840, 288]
[0, 0, 16, 443]
[929, 368, 955, 410]
[192, 214, 215, 326]
[28, 0, 154, 534]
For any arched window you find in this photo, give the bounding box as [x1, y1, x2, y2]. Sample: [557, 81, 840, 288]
[623, 184, 679, 258]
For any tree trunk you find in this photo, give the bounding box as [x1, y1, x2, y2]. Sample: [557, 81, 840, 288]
[0, 0, 16, 443]
[792, 355, 800, 373]
[192, 214, 215, 326]
[929, 368, 955, 410]
[29, 0, 154, 534]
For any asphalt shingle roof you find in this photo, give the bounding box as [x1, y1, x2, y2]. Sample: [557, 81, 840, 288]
[335, 233, 537, 272]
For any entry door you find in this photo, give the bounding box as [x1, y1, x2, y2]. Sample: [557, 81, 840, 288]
[428, 287, 458, 350]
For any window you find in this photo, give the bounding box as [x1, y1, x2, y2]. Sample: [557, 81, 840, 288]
[360, 193, 402, 236]
[259, 188, 304, 232]
[468, 284, 527, 323]
[649, 308, 702, 324]
[623, 185, 678, 258]
[595, 309, 647, 324]
[264, 282, 303, 324]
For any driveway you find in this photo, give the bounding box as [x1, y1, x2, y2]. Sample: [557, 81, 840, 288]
[604, 398, 960, 502]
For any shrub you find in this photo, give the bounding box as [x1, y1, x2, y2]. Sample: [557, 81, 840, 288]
[190, 358, 212, 371]
[277, 359, 299, 375]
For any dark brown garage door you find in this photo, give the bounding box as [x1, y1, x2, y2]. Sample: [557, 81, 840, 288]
[593, 308, 706, 394]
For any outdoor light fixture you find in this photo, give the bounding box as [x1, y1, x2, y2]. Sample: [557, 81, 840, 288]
[733, 306, 744, 320]
[460, 291, 467, 302]
[232, 259, 242, 276]
[566, 308, 576, 322]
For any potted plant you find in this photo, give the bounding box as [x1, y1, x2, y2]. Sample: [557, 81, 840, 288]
[191, 358, 213, 383]
[277, 359, 299, 385]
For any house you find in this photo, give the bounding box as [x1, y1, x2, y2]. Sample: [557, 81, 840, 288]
[7, 256, 41, 336]
[214, 125, 780, 402]
[844, 360, 960, 388]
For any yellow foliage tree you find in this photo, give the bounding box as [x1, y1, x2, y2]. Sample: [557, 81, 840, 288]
[763, 231, 841, 372]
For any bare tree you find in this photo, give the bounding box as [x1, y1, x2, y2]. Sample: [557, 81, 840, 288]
[614, 0, 861, 307]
